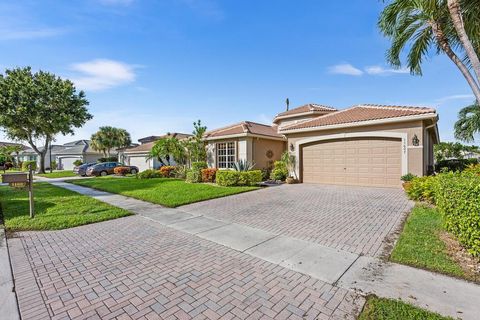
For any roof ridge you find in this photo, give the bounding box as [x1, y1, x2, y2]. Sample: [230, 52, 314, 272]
[279, 106, 359, 130]
[356, 104, 435, 111]
[205, 122, 245, 136]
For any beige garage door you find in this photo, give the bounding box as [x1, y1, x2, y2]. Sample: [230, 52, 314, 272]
[302, 137, 402, 187]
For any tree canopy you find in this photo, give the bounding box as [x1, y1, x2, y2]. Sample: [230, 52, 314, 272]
[90, 126, 132, 157]
[378, 0, 480, 102]
[147, 136, 186, 166]
[454, 102, 480, 142]
[0, 67, 91, 173]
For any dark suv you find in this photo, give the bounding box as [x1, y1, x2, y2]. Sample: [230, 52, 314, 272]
[73, 162, 97, 176]
[85, 162, 139, 177]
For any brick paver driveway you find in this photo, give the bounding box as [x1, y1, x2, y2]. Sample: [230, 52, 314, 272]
[10, 216, 364, 320]
[180, 184, 413, 257]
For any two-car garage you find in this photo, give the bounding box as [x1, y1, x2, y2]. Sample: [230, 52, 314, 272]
[301, 137, 403, 188]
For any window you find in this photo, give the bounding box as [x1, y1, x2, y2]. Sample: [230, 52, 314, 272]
[216, 142, 236, 169]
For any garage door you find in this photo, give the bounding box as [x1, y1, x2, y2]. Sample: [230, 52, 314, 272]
[59, 157, 81, 170]
[301, 137, 402, 187]
[128, 156, 151, 172]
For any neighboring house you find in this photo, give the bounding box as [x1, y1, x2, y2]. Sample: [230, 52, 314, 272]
[204, 122, 286, 170]
[18, 140, 105, 170]
[205, 103, 439, 188]
[122, 133, 192, 172]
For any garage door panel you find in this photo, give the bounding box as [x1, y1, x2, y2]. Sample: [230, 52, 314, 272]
[302, 137, 402, 188]
[128, 156, 150, 172]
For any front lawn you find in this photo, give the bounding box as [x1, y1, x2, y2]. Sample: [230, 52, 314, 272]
[390, 205, 464, 278]
[70, 177, 259, 207]
[36, 170, 77, 178]
[359, 296, 452, 320]
[0, 183, 131, 231]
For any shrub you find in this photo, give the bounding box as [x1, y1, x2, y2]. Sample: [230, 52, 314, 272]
[73, 159, 83, 166]
[435, 158, 478, 172]
[404, 176, 437, 203]
[435, 172, 480, 256]
[159, 166, 176, 177]
[191, 161, 208, 171]
[464, 163, 480, 175]
[216, 170, 262, 186]
[232, 160, 255, 172]
[173, 166, 187, 179]
[401, 173, 417, 182]
[201, 168, 217, 183]
[261, 167, 272, 181]
[50, 161, 58, 170]
[114, 166, 131, 176]
[270, 161, 288, 181]
[186, 169, 202, 183]
[136, 169, 161, 179]
[98, 156, 118, 163]
[22, 160, 37, 171]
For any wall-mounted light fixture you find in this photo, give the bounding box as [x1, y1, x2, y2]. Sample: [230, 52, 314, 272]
[289, 143, 295, 152]
[412, 134, 420, 146]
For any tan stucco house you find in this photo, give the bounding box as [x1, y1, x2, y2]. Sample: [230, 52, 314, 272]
[205, 103, 439, 188]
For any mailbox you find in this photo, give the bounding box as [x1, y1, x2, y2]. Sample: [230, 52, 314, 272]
[1, 173, 28, 184]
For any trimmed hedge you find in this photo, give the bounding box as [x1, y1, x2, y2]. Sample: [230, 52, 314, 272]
[435, 158, 478, 172]
[216, 170, 262, 186]
[114, 166, 131, 176]
[136, 169, 161, 179]
[159, 166, 176, 177]
[186, 169, 202, 183]
[201, 168, 217, 183]
[434, 172, 480, 257]
[404, 171, 480, 257]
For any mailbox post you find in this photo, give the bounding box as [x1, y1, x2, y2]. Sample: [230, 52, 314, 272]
[1, 165, 34, 218]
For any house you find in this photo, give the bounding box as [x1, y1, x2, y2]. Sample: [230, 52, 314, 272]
[205, 103, 439, 188]
[18, 140, 105, 170]
[204, 122, 286, 170]
[122, 133, 192, 172]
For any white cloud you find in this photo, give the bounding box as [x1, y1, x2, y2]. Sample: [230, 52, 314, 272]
[328, 63, 363, 76]
[70, 59, 137, 91]
[435, 94, 475, 104]
[365, 65, 409, 75]
[0, 27, 67, 40]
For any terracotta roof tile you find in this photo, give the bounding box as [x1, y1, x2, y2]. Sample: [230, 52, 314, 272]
[124, 132, 192, 153]
[280, 104, 436, 131]
[275, 104, 337, 118]
[204, 121, 284, 139]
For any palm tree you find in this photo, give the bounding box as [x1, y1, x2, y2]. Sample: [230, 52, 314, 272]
[90, 126, 132, 157]
[454, 102, 480, 142]
[379, 0, 480, 102]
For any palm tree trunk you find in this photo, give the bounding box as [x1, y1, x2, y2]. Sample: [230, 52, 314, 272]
[431, 20, 480, 103]
[447, 0, 480, 92]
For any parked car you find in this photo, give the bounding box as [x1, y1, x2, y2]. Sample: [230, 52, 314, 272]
[85, 162, 139, 177]
[73, 162, 97, 176]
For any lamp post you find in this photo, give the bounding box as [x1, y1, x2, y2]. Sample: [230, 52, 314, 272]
[49, 143, 53, 173]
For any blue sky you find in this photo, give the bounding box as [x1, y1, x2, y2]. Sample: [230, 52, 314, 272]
[0, 0, 476, 144]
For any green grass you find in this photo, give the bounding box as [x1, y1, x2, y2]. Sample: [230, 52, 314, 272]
[390, 205, 464, 277]
[36, 171, 77, 178]
[359, 296, 453, 320]
[0, 183, 131, 231]
[69, 177, 259, 207]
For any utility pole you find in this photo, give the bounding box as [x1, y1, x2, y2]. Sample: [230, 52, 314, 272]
[28, 164, 34, 218]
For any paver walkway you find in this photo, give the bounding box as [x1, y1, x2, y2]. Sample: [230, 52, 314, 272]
[6, 181, 480, 319]
[180, 184, 412, 257]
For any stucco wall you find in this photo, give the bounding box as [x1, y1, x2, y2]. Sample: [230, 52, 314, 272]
[252, 138, 285, 169]
[284, 120, 431, 177]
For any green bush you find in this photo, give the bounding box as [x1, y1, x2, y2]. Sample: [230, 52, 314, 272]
[98, 156, 118, 163]
[435, 158, 478, 172]
[401, 173, 417, 182]
[173, 166, 187, 179]
[464, 163, 480, 175]
[186, 169, 202, 183]
[191, 161, 207, 171]
[270, 161, 288, 181]
[216, 170, 262, 186]
[21, 160, 37, 171]
[434, 172, 480, 257]
[73, 159, 83, 166]
[136, 169, 161, 179]
[404, 176, 437, 203]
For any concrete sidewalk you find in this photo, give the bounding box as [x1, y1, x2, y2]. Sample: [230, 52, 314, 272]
[0, 226, 20, 320]
[45, 181, 480, 319]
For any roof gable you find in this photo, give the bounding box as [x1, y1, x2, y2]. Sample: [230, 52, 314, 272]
[204, 121, 284, 139]
[274, 104, 337, 120]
